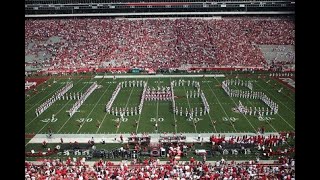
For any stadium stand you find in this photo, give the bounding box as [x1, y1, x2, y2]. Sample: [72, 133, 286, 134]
[25, 1, 295, 179]
[25, 18, 294, 72]
[25, 157, 295, 179]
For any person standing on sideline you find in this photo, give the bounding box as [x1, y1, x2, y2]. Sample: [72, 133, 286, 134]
[202, 155, 206, 163]
[120, 134, 123, 143]
[91, 137, 94, 145]
[135, 120, 138, 127]
[48, 126, 53, 138]
[155, 122, 158, 132]
[42, 140, 47, 148]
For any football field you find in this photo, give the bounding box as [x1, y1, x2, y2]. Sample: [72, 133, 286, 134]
[25, 74, 295, 135]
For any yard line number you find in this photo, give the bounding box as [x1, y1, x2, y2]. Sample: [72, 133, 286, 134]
[76, 118, 93, 123]
[187, 117, 203, 122]
[222, 117, 238, 122]
[258, 116, 274, 121]
[41, 117, 58, 123]
[112, 118, 128, 122]
[150, 118, 164, 122]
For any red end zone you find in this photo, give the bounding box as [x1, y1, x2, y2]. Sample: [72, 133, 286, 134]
[25, 133, 36, 139]
[273, 77, 295, 92]
[25, 77, 50, 93]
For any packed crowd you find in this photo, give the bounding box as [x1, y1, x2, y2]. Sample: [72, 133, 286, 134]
[25, 18, 294, 71]
[210, 132, 295, 158]
[25, 131, 295, 179]
[25, 156, 295, 179]
[211, 132, 295, 146]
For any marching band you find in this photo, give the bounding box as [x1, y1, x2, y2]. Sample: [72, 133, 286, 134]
[35, 82, 73, 117]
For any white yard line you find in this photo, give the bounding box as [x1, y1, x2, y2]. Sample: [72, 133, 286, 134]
[169, 77, 178, 134]
[76, 83, 111, 133]
[56, 78, 96, 133]
[205, 78, 239, 132]
[182, 83, 198, 134]
[36, 98, 75, 134]
[258, 78, 295, 114]
[25, 77, 55, 103]
[25, 79, 82, 128]
[95, 79, 120, 134]
[25, 81, 66, 114]
[135, 79, 149, 134]
[270, 110, 295, 130]
[212, 77, 257, 132]
[248, 78, 295, 130]
[192, 77, 217, 133]
[96, 79, 149, 134]
[36, 78, 88, 134]
[231, 82, 278, 132]
[115, 78, 136, 134]
[270, 78, 295, 102]
[134, 110, 143, 134]
[156, 79, 160, 133]
[255, 86, 294, 102]
[95, 113, 108, 134]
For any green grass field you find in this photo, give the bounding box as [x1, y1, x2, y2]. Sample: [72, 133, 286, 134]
[25, 74, 295, 135]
